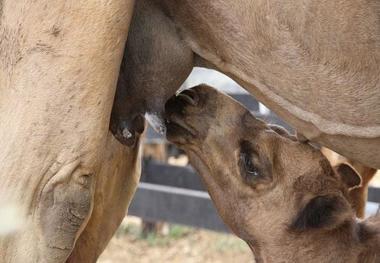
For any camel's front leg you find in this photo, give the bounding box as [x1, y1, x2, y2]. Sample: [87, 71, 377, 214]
[66, 133, 143, 263]
[0, 1, 134, 262]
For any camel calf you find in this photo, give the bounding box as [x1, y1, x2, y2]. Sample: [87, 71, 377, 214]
[165, 85, 380, 263]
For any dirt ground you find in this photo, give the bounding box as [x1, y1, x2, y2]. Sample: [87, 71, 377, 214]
[98, 217, 252, 263]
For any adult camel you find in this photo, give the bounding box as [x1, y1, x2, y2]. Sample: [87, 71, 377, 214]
[0, 1, 139, 262]
[113, 0, 380, 169]
[1, 0, 379, 262]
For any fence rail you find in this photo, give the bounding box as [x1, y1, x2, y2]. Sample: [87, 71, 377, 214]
[129, 182, 228, 232]
[128, 161, 380, 233]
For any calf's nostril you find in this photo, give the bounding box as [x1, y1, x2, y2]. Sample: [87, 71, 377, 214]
[177, 89, 199, 106]
[132, 115, 145, 134]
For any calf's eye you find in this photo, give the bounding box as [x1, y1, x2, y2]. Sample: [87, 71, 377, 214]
[240, 153, 260, 178]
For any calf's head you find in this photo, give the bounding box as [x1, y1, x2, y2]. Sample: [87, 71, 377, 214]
[165, 85, 361, 250]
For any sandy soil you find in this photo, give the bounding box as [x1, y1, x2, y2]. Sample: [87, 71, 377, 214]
[98, 217, 252, 263]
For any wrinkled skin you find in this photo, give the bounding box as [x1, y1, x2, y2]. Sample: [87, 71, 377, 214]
[165, 85, 380, 263]
[110, 0, 193, 146]
[113, 0, 380, 168]
[0, 1, 135, 262]
[66, 133, 142, 263]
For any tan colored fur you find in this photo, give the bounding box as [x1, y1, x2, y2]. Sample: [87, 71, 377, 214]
[66, 133, 142, 263]
[0, 1, 136, 262]
[322, 148, 378, 219]
[128, 0, 380, 168]
[165, 85, 380, 263]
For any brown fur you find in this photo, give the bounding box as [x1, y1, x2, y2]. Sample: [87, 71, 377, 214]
[115, 0, 380, 168]
[323, 148, 378, 218]
[66, 133, 142, 262]
[110, 0, 193, 146]
[165, 85, 380, 263]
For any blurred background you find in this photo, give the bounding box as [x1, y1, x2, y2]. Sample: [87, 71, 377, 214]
[99, 68, 380, 263]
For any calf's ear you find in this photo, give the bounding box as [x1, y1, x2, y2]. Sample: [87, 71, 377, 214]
[291, 195, 350, 231]
[334, 163, 362, 190]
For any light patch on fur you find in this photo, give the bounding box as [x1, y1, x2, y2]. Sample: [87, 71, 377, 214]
[145, 112, 166, 135]
[122, 128, 133, 139]
[0, 204, 24, 236]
